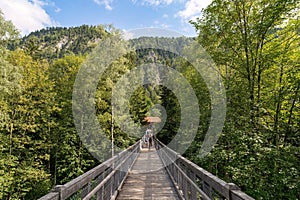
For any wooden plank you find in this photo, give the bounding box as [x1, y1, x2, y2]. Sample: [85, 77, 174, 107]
[38, 192, 59, 200]
[116, 147, 181, 200]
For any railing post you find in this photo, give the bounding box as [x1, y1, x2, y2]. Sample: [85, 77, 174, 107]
[226, 183, 241, 200]
[52, 185, 66, 200]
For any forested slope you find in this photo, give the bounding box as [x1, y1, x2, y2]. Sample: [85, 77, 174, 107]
[13, 25, 110, 60]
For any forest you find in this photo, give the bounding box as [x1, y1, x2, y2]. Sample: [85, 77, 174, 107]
[0, 0, 299, 199]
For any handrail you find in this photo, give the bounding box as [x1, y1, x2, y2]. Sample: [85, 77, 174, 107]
[155, 138, 255, 200]
[39, 140, 140, 200]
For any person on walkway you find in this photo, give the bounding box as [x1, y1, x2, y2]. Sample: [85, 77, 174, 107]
[146, 129, 153, 150]
[148, 134, 153, 149]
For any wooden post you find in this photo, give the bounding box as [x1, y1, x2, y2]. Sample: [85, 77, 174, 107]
[52, 185, 66, 200]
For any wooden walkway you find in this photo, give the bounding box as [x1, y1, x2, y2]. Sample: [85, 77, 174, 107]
[39, 139, 254, 200]
[116, 147, 180, 200]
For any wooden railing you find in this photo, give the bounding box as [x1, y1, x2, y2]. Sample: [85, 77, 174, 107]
[40, 137, 255, 200]
[155, 138, 255, 200]
[39, 141, 140, 200]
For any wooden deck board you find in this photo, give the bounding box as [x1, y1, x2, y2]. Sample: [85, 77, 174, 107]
[116, 147, 180, 200]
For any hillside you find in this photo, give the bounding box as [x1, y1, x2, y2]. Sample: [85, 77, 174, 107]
[17, 25, 110, 60]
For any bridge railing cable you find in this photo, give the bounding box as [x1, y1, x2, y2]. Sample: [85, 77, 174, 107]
[39, 140, 140, 200]
[155, 138, 255, 200]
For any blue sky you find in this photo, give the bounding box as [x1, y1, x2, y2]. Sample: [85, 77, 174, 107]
[0, 0, 212, 37]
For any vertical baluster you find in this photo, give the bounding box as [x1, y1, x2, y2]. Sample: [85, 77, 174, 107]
[182, 163, 188, 199]
[81, 182, 91, 199]
[186, 169, 191, 199]
[103, 181, 108, 200]
[170, 162, 174, 180]
[190, 172, 197, 200]
[178, 169, 182, 191]
[175, 156, 179, 187]
[117, 170, 120, 192]
[183, 175, 188, 199]
[118, 169, 122, 187]
[173, 152, 177, 184]
[113, 170, 117, 193]
[109, 175, 115, 198]
[203, 181, 212, 198]
[96, 186, 103, 200]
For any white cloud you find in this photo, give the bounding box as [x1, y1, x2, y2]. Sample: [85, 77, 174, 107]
[93, 0, 113, 10]
[177, 0, 212, 20]
[163, 14, 169, 18]
[132, 0, 175, 6]
[0, 0, 58, 35]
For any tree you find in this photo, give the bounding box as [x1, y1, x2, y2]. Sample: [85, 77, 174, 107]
[3, 50, 55, 199]
[49, 54, 97, 184]
[191, 0, 298, 125]
[190, 0, 300, 198]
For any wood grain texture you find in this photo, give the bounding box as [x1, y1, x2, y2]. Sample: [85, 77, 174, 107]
[116, 147, 180, 200]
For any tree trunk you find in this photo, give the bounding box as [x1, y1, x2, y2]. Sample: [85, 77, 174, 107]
[50, 148, 57, 185]
[285, 83, 300, 143]
[274, 64, 284, 146]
